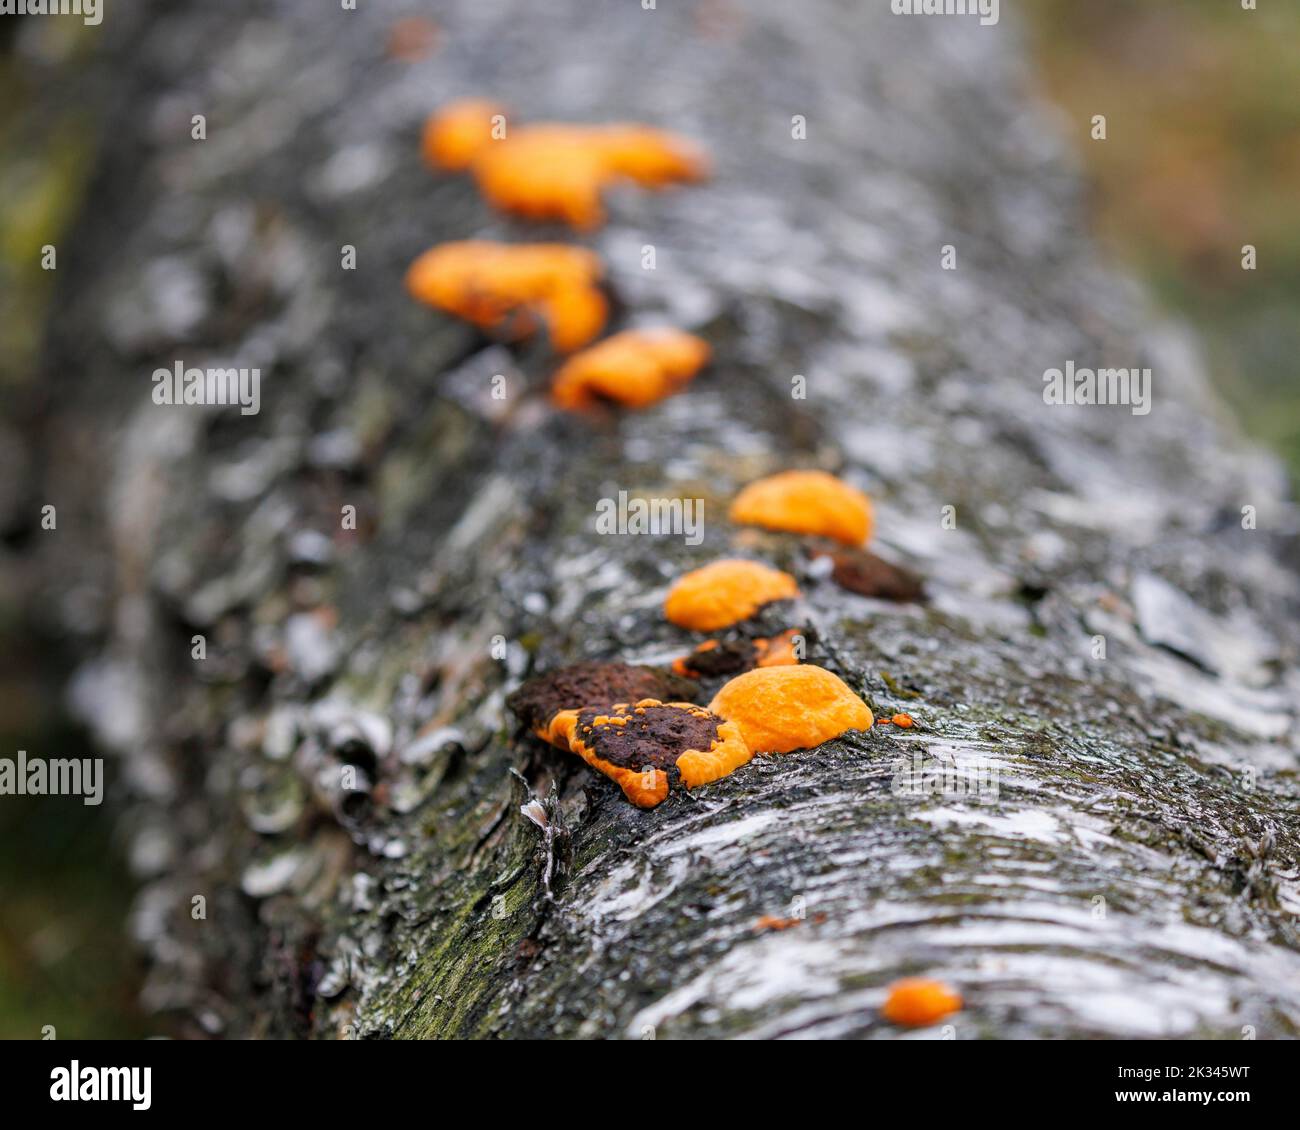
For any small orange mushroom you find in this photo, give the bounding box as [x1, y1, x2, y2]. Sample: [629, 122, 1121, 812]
[729, 470, 873, 546]
[422, 99, 505, 170]
[470, 123, 708, 229]
[551, 328, 710, 411]
[664, 559, 800, 632]
[542, 699, 751, 808]
[708, 665, 873, 754]
[404, 240, 607, 352]
[892, 713, 915, 728]
[881, 978, 962, 1027]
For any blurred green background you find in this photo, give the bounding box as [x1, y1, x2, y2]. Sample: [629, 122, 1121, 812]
[1024, 0, 1300, 481]
[0, 1, 1297, 1039]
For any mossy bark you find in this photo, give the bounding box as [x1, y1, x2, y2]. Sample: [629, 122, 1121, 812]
[29, 0, 1300, 1038]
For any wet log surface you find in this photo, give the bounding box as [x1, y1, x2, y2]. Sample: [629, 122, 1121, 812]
[33, 0, 1300, 1037]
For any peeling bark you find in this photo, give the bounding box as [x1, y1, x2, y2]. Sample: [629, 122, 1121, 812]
[33, 0, 1300, 1039]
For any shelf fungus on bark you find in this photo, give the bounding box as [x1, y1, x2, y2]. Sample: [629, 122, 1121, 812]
[551, 328, 710, 411]
[729, 469, 873, 546]
[540, 700, 752, 808]
[422, 98, 505, 170]
[881, 978, 962, 1028]
[672, 628, 803, 679]
[708, 664, 873, 754]
[810, 545, 925, 603]
[422, 102, 708, 228]
[664, 559, 800, 632]
[404, 241, 607, 353]
[506, 660, 698, 738]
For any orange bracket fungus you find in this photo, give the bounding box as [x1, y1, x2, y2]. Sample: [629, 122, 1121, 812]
[421, 103, 707, 228]
[881, 978, 962, 1028]
[404, 241, 607, 353]
[422, 98, 505, 170]
[672, 628, 803, 679]
[479, 125, 706, 229]
[664, 559, 800, 632]
[729, 469, 873, 546]
[551, 328, 711, 411]
[540, 700, 752, 808]
[506, 661, 698, 738]
[708, 664, 873, 754]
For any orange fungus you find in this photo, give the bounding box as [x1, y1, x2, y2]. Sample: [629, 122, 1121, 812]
[664, 559, 800, 632]
[404, 241, 606, 353]
[422, 99, 505, 170]
[881, 978, 962, 1027]
[729, 470, 873, 546]
[541, 699, 751, 808]
[708, 665, 873, 754]
[672, 628, 802, 679]
[469, 123, 708, 230]
[551, 328, 710, 411]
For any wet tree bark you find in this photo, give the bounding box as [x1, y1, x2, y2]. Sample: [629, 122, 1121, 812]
[33, 0, 1300, 1038]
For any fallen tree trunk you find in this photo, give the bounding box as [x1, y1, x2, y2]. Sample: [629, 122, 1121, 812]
[37, 0, 1300, 1038]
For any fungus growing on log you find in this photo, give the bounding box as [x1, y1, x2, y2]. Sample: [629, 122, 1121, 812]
[664, 559, 800, 631]
[672, 628, 803, 679]
[541, 700, 751, 807]
[810, 546, 925, 602]
[506, 660, 698, 737]
[881, 978, 962, 1027]
[422, 98, 504, 170]
[551, 328, 711, 411]
[470, 123, 708, 229]
[729, 469, 873, 546]
[404, 241, 607, 352]
[708, 664, 873, 754]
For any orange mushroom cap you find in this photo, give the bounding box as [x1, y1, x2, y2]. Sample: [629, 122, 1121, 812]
[708, 664, 873, 754]
[404, 240, 607, 353]
[542, 699, 751, 808]
[881, 978, 962, 1027]
[665, 559, 800, 632]
[729, 470, 873, 546]
[422, 99, 505, 170]
[470, 123, 708, 230]
[553, 328, 711, 411]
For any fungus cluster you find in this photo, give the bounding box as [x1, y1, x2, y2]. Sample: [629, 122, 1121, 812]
[423, 100, 709, 229]
[551, 328, 711, 411]
[404, 240, 607, 353]
[664, 558, 799, 631]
